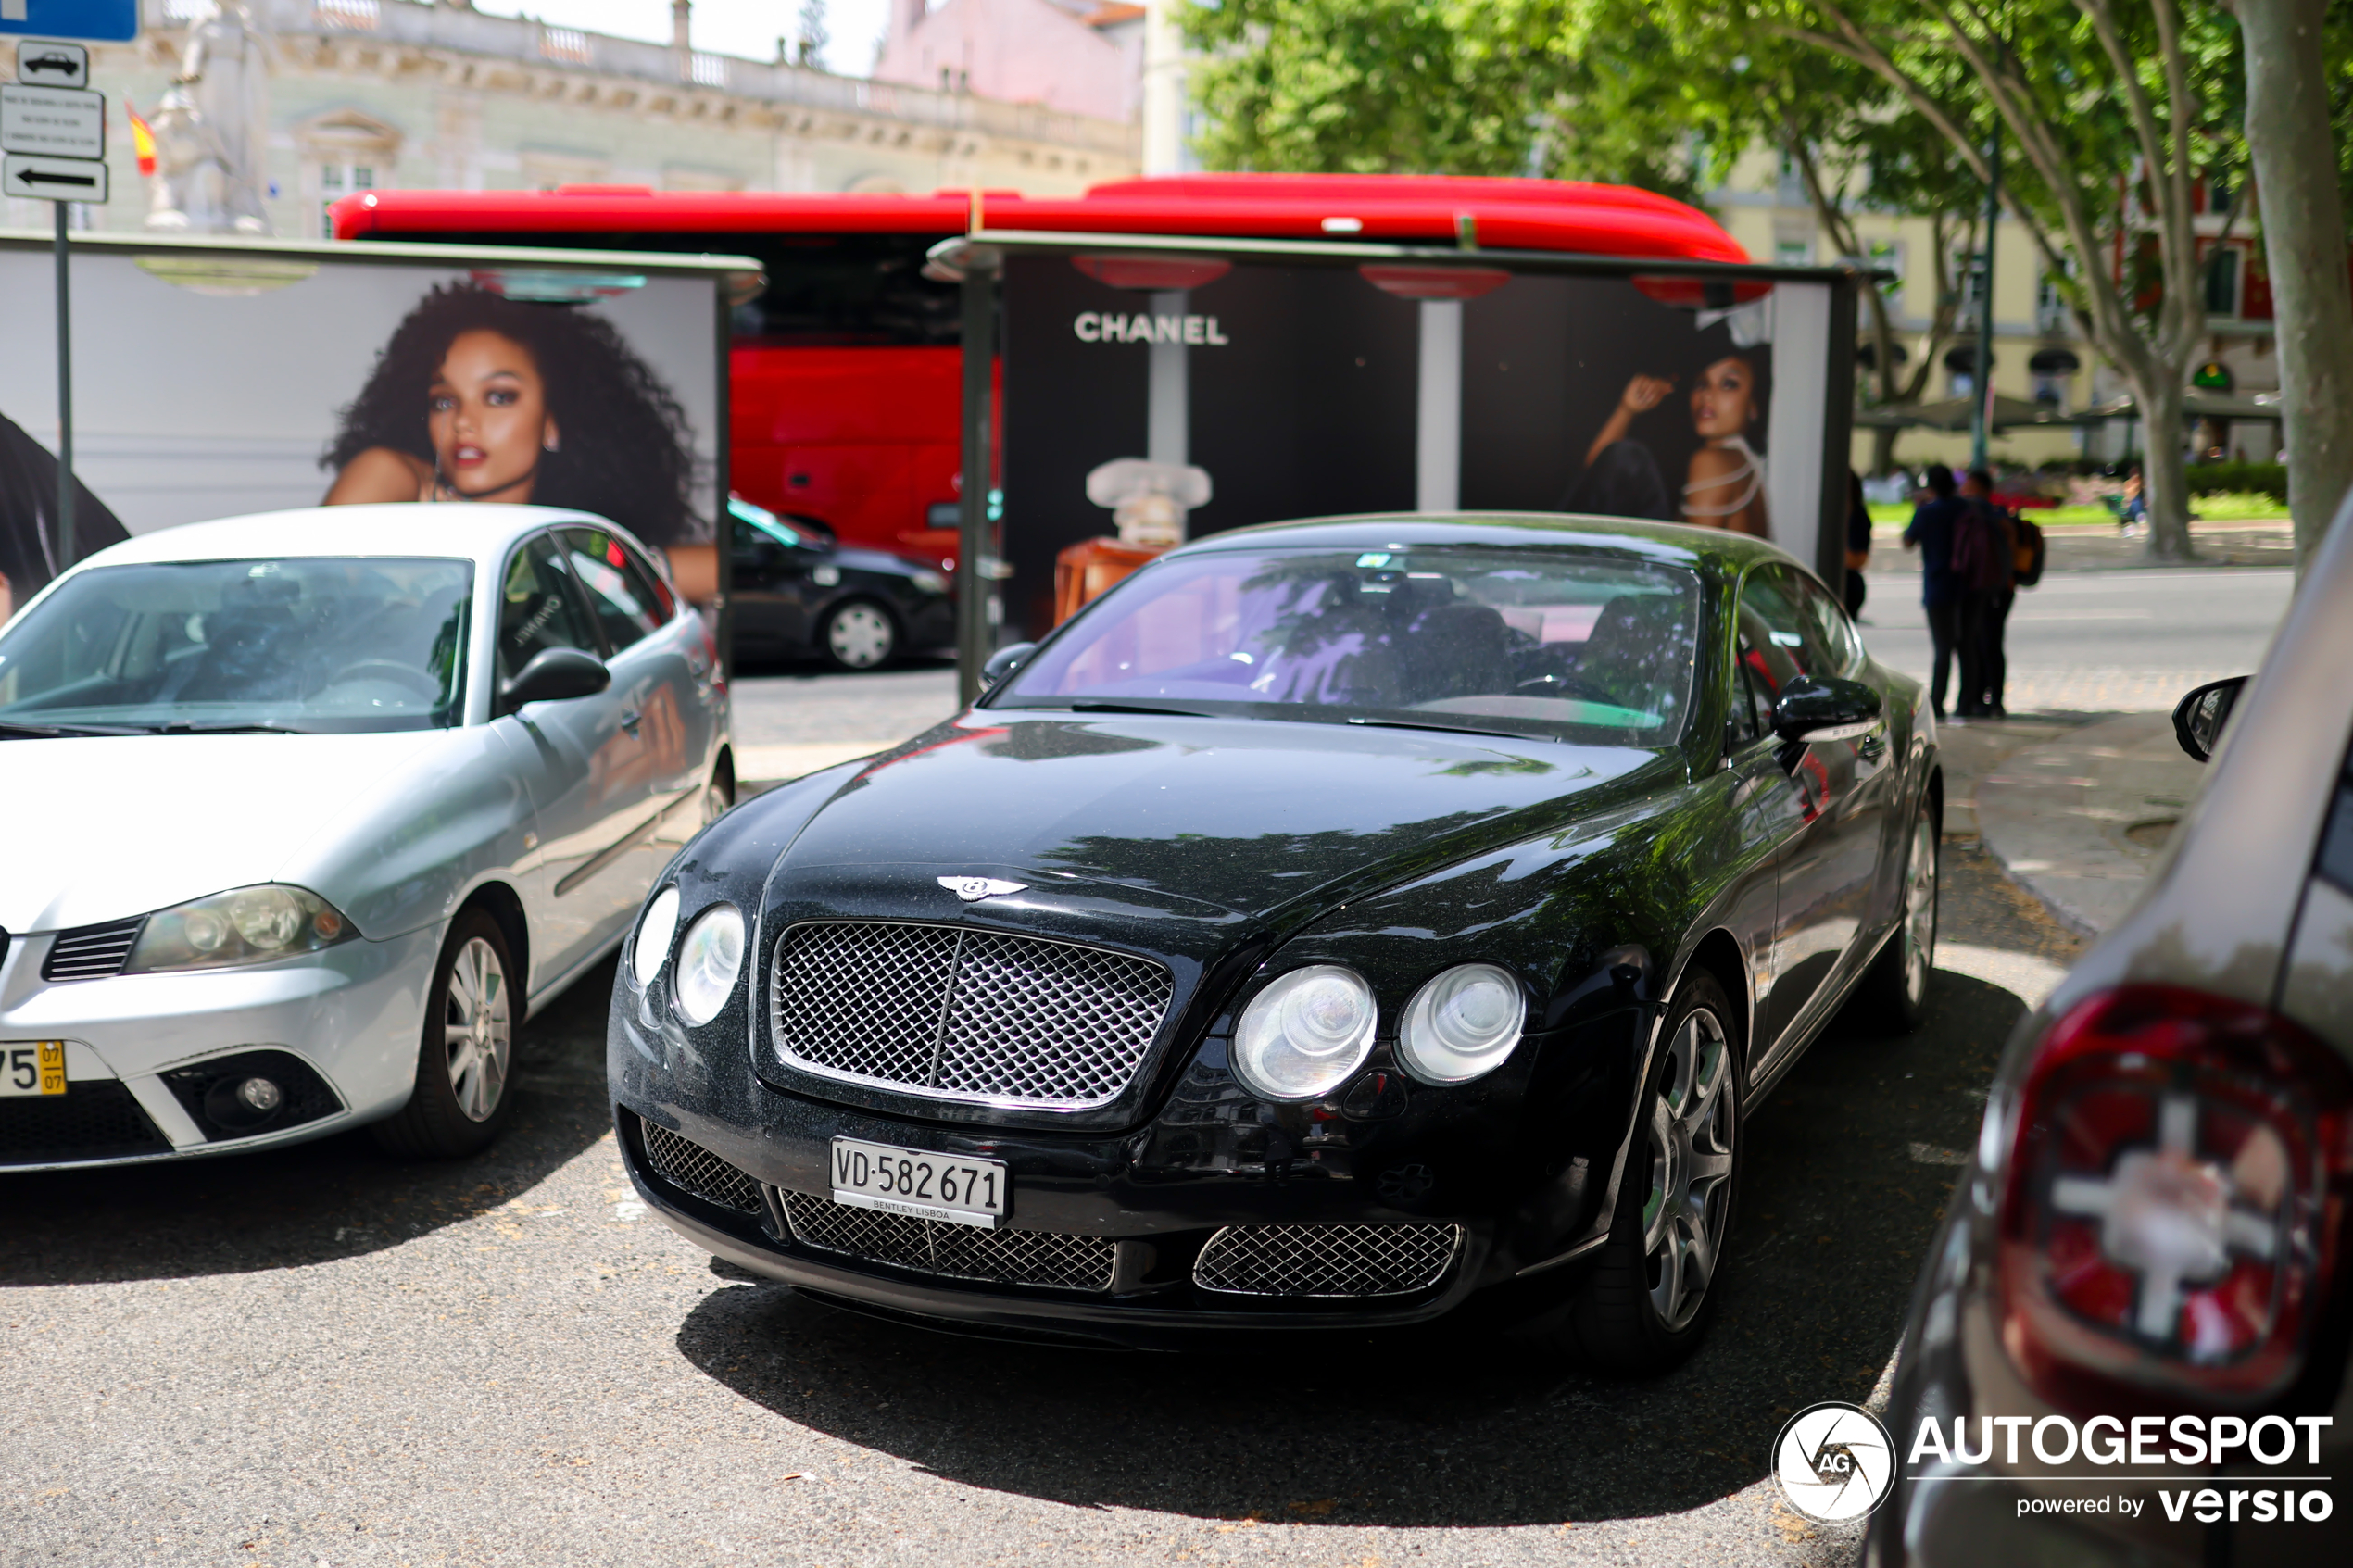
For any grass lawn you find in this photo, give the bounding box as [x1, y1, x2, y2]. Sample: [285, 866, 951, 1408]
[1867, 495, 2289, 529]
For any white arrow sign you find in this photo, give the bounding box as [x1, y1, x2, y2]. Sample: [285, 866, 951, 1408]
[1, 82, 101, 157]
[4, 151, 106, 201]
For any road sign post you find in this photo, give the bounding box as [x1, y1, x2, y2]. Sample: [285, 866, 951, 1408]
[4, 38, 107, 577]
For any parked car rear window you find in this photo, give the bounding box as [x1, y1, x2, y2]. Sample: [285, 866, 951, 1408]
[0, 558, 472, 734]
[993, 546, 1701, 744]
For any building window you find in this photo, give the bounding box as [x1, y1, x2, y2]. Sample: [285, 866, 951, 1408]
[1956, 251, 1989, 313]
[1774, 238, 1814, 267]
[2204, 245, 2241, 318]
[2035, 273, 2072, 335]
[319, 163, 376, 237]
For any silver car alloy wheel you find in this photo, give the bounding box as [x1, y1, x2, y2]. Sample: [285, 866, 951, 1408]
[1901, 810, 1939, 1010]
[826, 603, 895, 670]
[442, 936, 511, 1123]
[1641, 1006, 1735, 1331]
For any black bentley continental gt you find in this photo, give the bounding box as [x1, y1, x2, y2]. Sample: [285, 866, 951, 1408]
[610, 514, 1941, 1371]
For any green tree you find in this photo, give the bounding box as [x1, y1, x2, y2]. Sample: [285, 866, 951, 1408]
[1760, 0, 2250, 560]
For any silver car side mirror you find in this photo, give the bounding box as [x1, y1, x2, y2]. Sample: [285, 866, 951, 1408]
[2171, 675, 2247, 763]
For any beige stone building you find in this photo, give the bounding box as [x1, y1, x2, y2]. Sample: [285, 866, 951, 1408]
[1709, 144, 2280, 473]
[9, 0, 1138, 240]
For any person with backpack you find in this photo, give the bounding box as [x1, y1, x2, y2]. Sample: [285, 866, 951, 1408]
[1901, 464, 1969, 719]
[1954, 468, 2019, 718]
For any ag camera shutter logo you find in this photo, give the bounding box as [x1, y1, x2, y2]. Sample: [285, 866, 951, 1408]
[1772, 1401, 1896, 1522]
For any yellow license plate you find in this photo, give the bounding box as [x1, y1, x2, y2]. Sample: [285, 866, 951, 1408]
[0, 1042, 67, 1097]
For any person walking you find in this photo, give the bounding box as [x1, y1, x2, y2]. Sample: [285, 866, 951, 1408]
[1901, 464, 1969, 719]
[1954, 468, 2018, 718]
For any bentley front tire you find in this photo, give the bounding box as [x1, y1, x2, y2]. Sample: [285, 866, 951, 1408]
[373, 910, 519, 1159]
[1531, 971, 1742, 1375]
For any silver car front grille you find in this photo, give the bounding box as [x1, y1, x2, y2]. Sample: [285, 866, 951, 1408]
[1193, 1223, 1466, 1298]
[778, 1190, 1117, 1292]
[769, 921, 1176, 1109]
[641, 1122, 764, 1214]
[42, 916, 145, 981]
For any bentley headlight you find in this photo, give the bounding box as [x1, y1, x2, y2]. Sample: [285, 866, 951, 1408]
[630, 885, 680, 989]
[1232, 965, 1377, 1101]
[671, 903, 744, 1025]
[1397, 963, 1526, 1085]
[121, 884, 353, 974]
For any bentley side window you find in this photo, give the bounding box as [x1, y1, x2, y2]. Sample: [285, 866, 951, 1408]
[1740, 567, 1837, 680]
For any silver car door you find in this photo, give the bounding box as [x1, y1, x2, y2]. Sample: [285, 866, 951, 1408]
[493, 530, 642, 991]
[560, 526, 714, 902]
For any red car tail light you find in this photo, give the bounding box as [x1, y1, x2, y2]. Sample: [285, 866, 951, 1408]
[1998, 985, 2353, 1408]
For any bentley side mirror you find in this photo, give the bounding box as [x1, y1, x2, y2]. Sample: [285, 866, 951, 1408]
[2171, 675, 2247, 763]
[977, 642, 1038, 694]
[1772, 676, 1883, 745]
[499, 646, 611, 714]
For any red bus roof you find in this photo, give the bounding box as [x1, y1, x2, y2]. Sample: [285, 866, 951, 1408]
[333, 171, 1748, 265]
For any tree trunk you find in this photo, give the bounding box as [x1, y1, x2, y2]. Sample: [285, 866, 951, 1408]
[2235, 0, 2353, 571]
[1871, 423, 1903, 474]
[2130, 370, 2197, 559]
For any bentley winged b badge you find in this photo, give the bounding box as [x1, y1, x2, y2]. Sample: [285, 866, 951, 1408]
[939, 876, 1027, 902]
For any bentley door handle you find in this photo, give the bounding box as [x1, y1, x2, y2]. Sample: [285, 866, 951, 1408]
[620, 709, 643, 736]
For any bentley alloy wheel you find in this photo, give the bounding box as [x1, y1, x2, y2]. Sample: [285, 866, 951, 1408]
[372, 910, 521, 1158]
[1641, 1004, 1735, 1332]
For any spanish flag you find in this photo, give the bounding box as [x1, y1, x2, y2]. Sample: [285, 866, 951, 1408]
[126, 101, 156, 177]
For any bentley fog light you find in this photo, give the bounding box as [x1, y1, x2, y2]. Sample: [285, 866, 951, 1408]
[1232, 966, 1377, 1101]
[672, 904, 745, 1024]
[1397, 964, 1527, 1085]
[123, 884, 354, 974]
[631, 885, 681, 989]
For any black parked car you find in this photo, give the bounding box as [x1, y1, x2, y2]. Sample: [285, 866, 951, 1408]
[728, 495, 954, 671]
[611, 514, 1941, 1370]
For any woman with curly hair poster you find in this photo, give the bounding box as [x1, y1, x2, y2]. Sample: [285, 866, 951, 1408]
[322, 282, 711, 598]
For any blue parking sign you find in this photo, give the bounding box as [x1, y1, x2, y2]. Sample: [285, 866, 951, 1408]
[0, 1, 138, 45]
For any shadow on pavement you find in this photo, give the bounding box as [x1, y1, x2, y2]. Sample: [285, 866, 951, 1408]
[0, 958, 620, 1287]
[672, 957, 2030, 1528]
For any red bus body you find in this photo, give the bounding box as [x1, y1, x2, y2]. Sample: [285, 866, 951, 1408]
[334, 175, 1748, 566]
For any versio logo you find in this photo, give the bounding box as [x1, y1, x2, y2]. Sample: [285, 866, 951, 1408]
[1774, 1402, 1896, 1522]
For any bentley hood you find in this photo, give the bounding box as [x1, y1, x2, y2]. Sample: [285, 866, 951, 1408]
[768, 713, 1663, 934]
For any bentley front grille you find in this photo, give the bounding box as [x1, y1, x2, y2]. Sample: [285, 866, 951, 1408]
[778, 1190, 1117, 1293]
[42, 916, 145, 981]
[769, 921, 1175, 1109]
[641, 1122, 764, 1215]
[1193, 1223, 1466, 1298]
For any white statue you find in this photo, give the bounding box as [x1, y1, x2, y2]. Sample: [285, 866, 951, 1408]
[145, 1, 273, 235]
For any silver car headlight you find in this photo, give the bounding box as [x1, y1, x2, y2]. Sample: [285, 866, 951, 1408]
[120, 884, 355, 974]
[630, 885, 681, 989]
[671, 903, 744, 1025]
[1231, 965, 1377, 1101]
[1396, 963, 1526, 1085]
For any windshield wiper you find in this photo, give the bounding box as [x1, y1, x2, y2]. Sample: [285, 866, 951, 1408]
[1063, 699, 1219, 719]
[144, 721, 314, 736]
[1343, 715, 1548, 743]
[0, 719, 148, 738]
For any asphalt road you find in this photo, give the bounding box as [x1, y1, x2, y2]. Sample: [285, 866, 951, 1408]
[3, 846, 2077, 1567]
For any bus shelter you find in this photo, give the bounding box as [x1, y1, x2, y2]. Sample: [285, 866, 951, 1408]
[926, 227, 1867, 701]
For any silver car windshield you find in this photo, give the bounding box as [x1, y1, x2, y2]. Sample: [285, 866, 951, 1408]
[0, 558, 472, 734]
[993, 546, 1700, 744]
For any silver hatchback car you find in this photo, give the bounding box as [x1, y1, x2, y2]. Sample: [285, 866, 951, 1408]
[1873, 501, 2353, 1564]
[0, 505, 731, 1168]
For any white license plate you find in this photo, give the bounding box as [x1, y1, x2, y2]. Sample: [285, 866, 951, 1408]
[0, 1042, 66, 1098]
[829, 1137, 1009, 1228]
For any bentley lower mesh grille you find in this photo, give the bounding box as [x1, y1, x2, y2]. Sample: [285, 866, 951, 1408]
[779, 1190, 1116, 1292]
[42, 917, 145, 981]
[641, 1122, 763, 1214]
[770, 921, 1175, 1109]
[1193, 1223, 1466, 1298]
